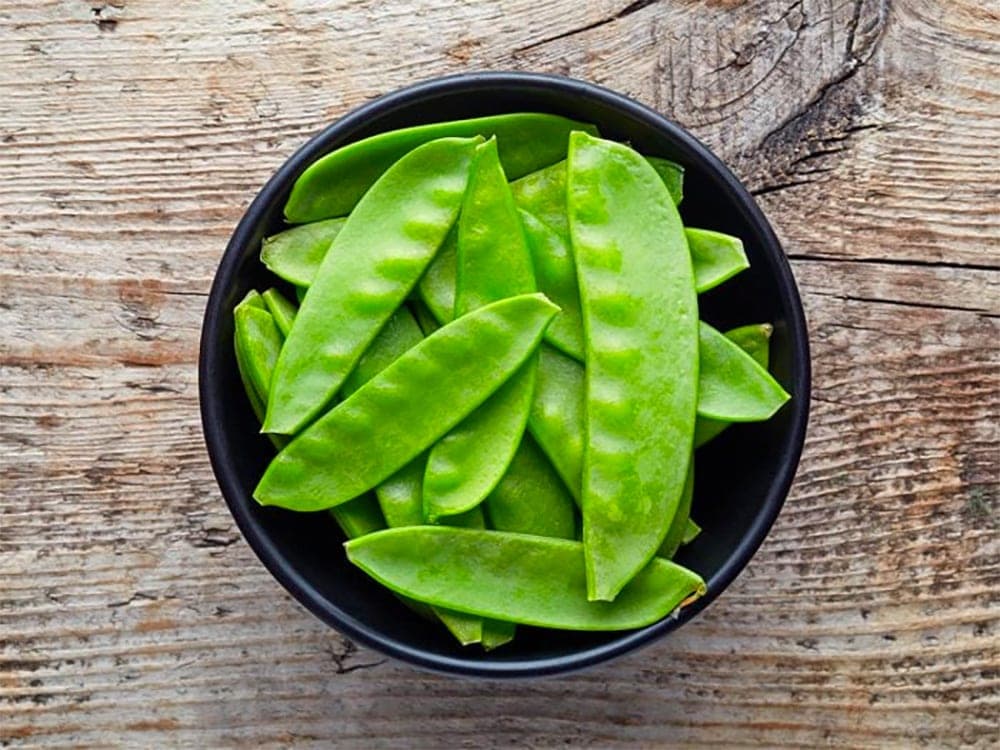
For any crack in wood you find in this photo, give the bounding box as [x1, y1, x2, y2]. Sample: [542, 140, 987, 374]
[513, 0, 660, 54]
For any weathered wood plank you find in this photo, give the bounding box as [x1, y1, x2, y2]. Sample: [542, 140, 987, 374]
[2, 0, 998, 747]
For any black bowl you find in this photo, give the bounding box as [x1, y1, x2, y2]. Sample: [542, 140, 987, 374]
[199, 72, 810, 678]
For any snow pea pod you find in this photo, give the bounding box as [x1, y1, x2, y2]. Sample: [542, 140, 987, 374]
[261, 288, 297, 337]
[254, 293, 559, 511]
[686, 229, 749, 293]
[424, 139, 538, 521]
[233, 291, 270, 423]
[260, 217, 346, 287]
[696, 321, 790, 421]
[694, 323, 772, 447]
[416, 226, 457, 325]
[263, 136, 480, 435]
[284, 114, 599, 223]
[528, 344, 585, 502]
[567, 131, 699, 601]
[519, 209, 585, 360]
[485, 434, 578, 540]
[345, 528, 706, 630]
[657, 464, 694, 560]
[233, 291, 382, 538]
[645, 157, 685, 206]
[530, 323, 788, 504]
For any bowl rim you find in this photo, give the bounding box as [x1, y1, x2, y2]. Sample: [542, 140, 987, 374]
[199, 70, 811, 679]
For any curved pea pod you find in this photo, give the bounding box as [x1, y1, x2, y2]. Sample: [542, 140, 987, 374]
[263, 136, 480, 435]
[687, 229, 749, 293]
[345, 528, 706, 630]
[234, 291, 382, 540]
[284, 114, 599, 223]
[233, 291, 271, 423]
[528, 345, 585, 502]
[697, 321, 790, 422]
[567, 131, 699, 601]
[485, 434, 578, 540]
[423, 139, 538, 521]
[260, 217, 346, 287]
[254, 293, 559, 512]
[261, 288, 297, 337]
[519, 209, 585, 360]
[645, 157, 685, 206]
[694, 323, 773, 447]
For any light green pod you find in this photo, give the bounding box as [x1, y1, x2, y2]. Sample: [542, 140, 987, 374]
[657, 464, 695, 560]
[694, 323, 773, 447]
[260, 218, 346, 287]
[686, 229, 749, 293]
[264, 136, 480, 435]
[528, 345, 585, 502]
[261, 288, 298, 337]
[485, 434, 578, 540]
[345, 528, 706, 630]
[284, 113, 599, 223]
[254, 293, 559, 512]
[645, 157, 685, 205]
[568, 131, 699, 601]
[423, 139, 539, 521]
[696, 321, 790, 421]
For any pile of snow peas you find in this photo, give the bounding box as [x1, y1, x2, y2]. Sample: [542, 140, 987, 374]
[234, 113, 790, 648]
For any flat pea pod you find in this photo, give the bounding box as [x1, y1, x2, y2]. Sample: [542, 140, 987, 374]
[657, 464, 694, 560]
[416, 226, 457, 325]
[345, 527, 706, 630]
[645, 157, 685, 206]
[697, 321, 790, 421]
[254, 293, 559, 512]
[686, 228, 749, 293]
[694, 323, 773, 447]
[528, 344, 585, 502]
[485, 434, 578, 540]
[519, 209, 585, 360]
[284, 114, 599, 223]
[424, 139, 538, 521]
[260, 217, 346, 287]
[234, 296, 284, 425]
[263, 136, 480, 435]
[233, 291, 383, 541]
[683, 519, 702, 545]
[261, 288, 297, 337]
[233, 290, 270, 423]
[567, 131, 699, 601]
[529, 322, 788, 509]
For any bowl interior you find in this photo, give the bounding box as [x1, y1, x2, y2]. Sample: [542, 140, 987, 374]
[200, 73, 810, 677]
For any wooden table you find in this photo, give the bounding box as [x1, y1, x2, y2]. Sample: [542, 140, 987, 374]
[2, 1, 997, 747]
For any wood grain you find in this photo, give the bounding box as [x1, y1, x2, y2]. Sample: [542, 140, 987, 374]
[1, 0, 997, 747]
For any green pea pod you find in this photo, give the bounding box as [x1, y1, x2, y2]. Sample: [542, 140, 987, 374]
[568, 131, 699, 601]
[485, 434, 578, 540]
[416, 226, 458, 325]
[345, 527, 706, 630]
[683, 519, 702, 545]
[481, 620, 516, 651]
[408, 299, 441, 336]
[260, 217, 346, 287]
[531, 322, 788, 504]
[423, 139, 539, 521]
[528, 344, 585, 502]
[254, 293, 559, 511]
[233, 291, 270, 423]
[686, 229, 749, 293]
[519, 209, 586, 361]
[261, 288, 298, 337]
[234, 296, 283, 423]
[339, 305, 497, 646]
[697, 321, 790, 421]
[645, 157, 685, 206]
[284, 114, 599, 223]
[233, 291, 383, 541]
[657, 464, 695, 560]
[694, 323, 773, 447]
[263, 136, 480, 436]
